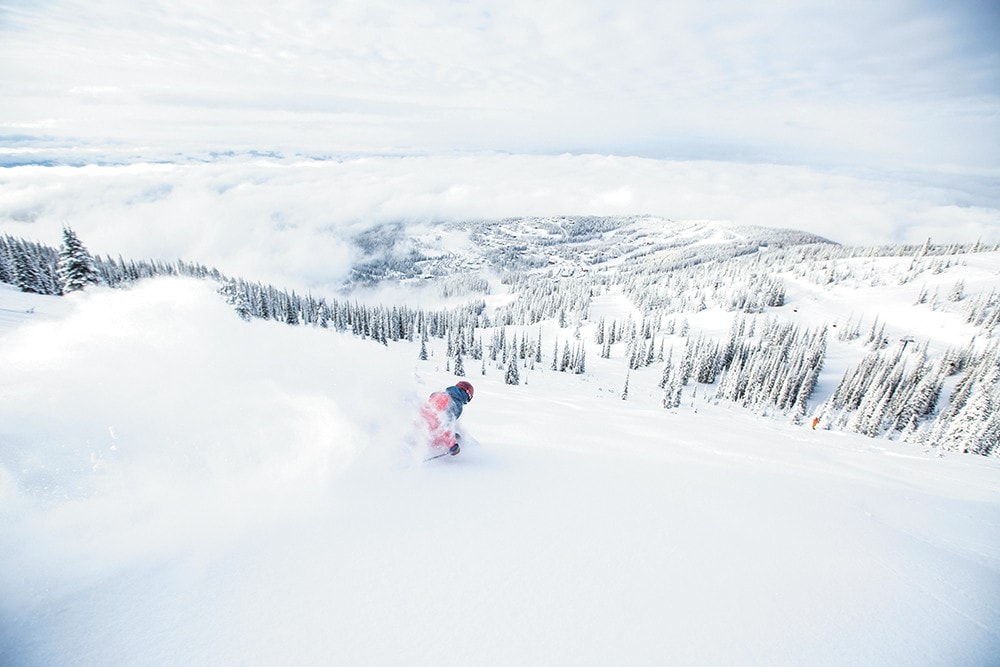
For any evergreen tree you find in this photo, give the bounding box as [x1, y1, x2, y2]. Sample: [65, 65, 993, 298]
[285, 302, 300, 326]
[504, 353, 520, 385]
[233, 288, 252, 321]
[454, 352, 466, 376]
[13, 246, 47, 294]
[57, 227, 100, 294]
[948, 280, 965, 302]
[659, 349, 674, 389]
[937, 357, 1000, 455]
[560, 341, 572, 372]
[0, 239, 14, 285]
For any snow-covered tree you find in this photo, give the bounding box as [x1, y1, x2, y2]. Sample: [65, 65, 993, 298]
[0, 238, 14, 284]
[504, 353, 520, 385]
[57, 227, 101, 294]
[560, 341, 572, 372]
[932, 350, 1000, 455]
[13, 246, 48, 294]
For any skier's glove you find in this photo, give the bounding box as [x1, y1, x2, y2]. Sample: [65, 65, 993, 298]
[449, 443, 461, 456]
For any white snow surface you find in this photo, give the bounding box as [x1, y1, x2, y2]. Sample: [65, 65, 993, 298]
[1, 278, 999, 666]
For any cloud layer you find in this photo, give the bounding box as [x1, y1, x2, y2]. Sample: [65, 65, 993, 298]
[1, 0, 997, 171]
[2, 154, 997, 294]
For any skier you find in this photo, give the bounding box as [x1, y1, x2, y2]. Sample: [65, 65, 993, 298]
[420, 381, 474, 456]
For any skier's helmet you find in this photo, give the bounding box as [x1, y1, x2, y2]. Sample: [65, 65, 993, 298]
[456, 381, 474, 402]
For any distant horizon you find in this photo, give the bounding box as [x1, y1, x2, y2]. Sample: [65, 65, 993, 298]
[1, 152, 997, 299]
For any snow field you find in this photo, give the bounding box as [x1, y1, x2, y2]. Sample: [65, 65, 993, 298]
[1, 277, 999, 665]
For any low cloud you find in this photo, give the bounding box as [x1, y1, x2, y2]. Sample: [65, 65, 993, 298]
[1, 154, 997, 295]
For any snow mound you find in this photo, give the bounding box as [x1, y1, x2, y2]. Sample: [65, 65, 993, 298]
[0, 279, 417, 626]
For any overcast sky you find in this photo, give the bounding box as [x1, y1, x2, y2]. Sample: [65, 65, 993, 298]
[2, 0, 997, 170]
[0, 1, 998, 256]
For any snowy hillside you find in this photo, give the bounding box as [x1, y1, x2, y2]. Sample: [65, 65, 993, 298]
[3, 0, 998, 661]
[3, 223, 997, 452]
[346, 216, 830, 285]
[2, 253, 999, 664]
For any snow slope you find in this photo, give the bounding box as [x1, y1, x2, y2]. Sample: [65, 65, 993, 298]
[1, 278, 999, 665]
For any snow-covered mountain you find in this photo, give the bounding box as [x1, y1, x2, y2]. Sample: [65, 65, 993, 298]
[1, 222, 998, 665]
[347, 216, 831, 284]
